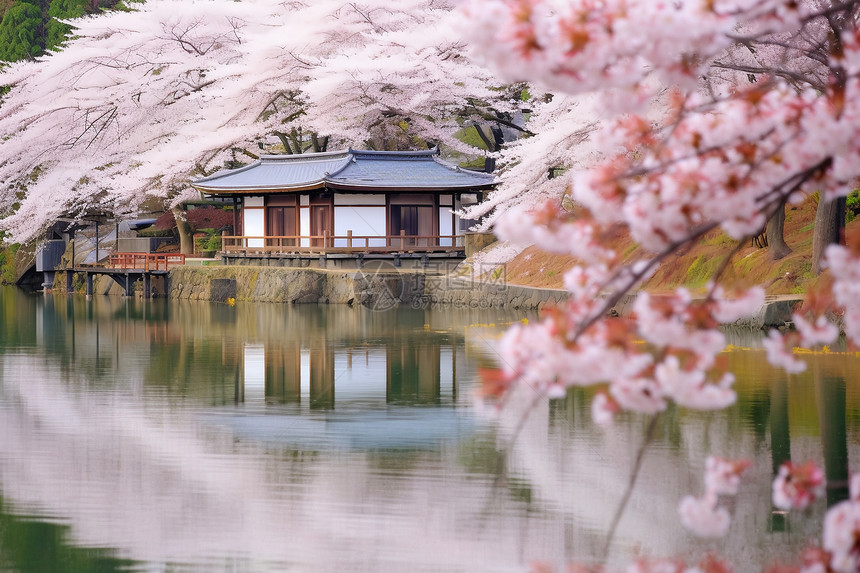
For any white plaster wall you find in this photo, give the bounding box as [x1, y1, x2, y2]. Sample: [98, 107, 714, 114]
[244, 208, 265, 248]
[439, 207, 453, 246]
[333, 207, 387, 247]
[300, 208, 310, 247]
[334, 194, 386, 206]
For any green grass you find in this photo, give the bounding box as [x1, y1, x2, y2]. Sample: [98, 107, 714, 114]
[685, 254, 718, 286]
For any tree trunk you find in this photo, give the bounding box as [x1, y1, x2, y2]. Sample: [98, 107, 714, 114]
[811, 195, 846, 275]
[274, 131, 293, 154]
[766, 206, 792, 260]
[172, 206, 193, 255]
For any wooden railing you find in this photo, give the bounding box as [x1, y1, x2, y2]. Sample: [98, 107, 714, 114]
[222, 231, 465, 254]
[109, 253, 187, 271]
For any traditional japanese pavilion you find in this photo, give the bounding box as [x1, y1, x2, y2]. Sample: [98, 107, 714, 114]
[192, 148, 495, 266]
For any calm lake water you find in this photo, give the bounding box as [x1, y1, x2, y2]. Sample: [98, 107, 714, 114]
[0, 286, 858, 572]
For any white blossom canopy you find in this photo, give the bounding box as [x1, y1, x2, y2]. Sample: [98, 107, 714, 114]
[0, 0, 511, 242]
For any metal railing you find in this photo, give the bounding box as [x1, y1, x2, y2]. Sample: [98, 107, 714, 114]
[222, 231, 465, 254]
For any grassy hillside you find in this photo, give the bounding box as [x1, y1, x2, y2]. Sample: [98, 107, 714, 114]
[502, 195, 852, 295]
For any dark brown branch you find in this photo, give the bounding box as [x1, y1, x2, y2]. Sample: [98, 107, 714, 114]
[601, 413, 660, 562]
[710, 61, 827, 91]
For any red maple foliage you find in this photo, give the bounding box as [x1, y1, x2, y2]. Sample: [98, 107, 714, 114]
[153, 206, 234, 233]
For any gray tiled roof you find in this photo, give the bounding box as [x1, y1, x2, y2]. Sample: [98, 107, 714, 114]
[192, 149, 494, 193]
[193, 151, 352, 192]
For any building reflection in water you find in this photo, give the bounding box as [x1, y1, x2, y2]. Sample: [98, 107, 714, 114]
[240, 335, 456, 409]
[15, 293, 502, 414]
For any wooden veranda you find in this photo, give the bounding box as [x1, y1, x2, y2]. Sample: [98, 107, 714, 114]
[221, 231, 465, 255]
[62, 253, 186, 298]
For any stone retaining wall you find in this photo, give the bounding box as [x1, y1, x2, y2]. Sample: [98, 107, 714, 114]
[165, 266, 566, 311]
[66, 264, 801, 327]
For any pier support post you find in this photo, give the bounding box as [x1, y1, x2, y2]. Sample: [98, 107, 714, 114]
[41, 271, 55, 292]
[144, 274, 151, 299]
[66, 270, 74, 293]
[85, 273, 93, 298]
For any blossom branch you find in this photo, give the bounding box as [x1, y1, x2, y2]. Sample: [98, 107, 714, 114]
[601, 413, 660, 562]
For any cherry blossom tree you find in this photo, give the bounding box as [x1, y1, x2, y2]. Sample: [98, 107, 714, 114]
[0, 0, 515, 247]
[459, 0, 860, 568]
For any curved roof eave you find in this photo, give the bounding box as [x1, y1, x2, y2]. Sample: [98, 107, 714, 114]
[192, 181, 326, 194]
[192, 160, 263, 185]
[190, 148, 496, 194]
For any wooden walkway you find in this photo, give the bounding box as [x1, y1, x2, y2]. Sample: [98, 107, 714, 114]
[63, 253, 186, 298]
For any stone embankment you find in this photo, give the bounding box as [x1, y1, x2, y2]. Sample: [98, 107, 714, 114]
[163, 265, 564, 311]
[156, 265, 802, 327]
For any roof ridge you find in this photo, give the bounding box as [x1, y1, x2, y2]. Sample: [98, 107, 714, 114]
[348, 147, 439, 159]
[259, 150, 351, 161]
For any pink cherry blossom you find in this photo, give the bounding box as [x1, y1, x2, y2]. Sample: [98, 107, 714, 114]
[822, 499, 860, 572]
[591, 391, 618, 427]
[793, 314, 840, 348]
[710, 286, 766, 325]
[609, 375, 666, 415]
[826, 244, 860, 346]
[704, 456, 751, 497]
[678, 493, 730, 538]
[772, 461, 825, 511]
[762, 331, 807, 375]
[654, 357, 736, 411]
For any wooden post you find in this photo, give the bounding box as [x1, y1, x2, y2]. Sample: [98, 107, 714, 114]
[144, 273, 151, 299]
[400, 229, 405, 251]
[85, 272, 93, 297]
[66, 270, 74, 293]
[232, 196, 239, 240]
[347, 230, 352, 251]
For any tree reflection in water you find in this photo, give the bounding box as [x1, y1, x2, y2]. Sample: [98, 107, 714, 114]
[1, 287, 859, 571]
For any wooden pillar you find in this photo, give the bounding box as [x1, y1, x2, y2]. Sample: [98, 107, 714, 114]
[85, 272, 93, 297]
[66, 270, 74, 293]
[144, 273, 151, 299]
[232, 196, 239, 236]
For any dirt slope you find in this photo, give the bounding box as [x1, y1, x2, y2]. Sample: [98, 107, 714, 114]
[502, 195, 852, 295]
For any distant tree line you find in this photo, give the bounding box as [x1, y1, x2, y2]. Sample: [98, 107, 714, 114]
[0, 0, 131, 63]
